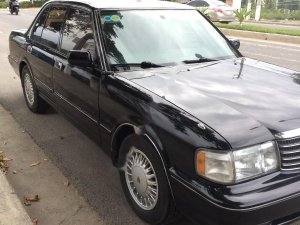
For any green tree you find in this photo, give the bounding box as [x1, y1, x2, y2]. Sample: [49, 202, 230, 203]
[234, 8, 251, 24]
[265, 0, 276, 9]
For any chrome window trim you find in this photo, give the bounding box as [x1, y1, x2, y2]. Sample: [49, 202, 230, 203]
[54, 92, 98, 124]
[275, 128, 300, 139]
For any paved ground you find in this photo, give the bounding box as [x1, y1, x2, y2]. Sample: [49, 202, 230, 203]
[0, 105, 103, 225]
[239, 37, 300, 71]
[0, 8, 300, 225]
[0, 165, 32, 225]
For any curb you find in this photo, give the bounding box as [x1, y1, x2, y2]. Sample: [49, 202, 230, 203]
[246, 20, 300, 27]
[219, 28, 300, 45]
[0, 171, 32, 225]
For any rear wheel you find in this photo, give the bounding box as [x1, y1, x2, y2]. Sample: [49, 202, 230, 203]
[119, 135, 178, 225]
[21, 65, 49, 113]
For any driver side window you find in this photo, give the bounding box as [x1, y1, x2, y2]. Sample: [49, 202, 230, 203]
[60, 7, 95, 59]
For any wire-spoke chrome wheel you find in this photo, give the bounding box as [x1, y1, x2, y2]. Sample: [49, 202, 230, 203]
[125, 147, 159, 211]
[23, 73, 35, 107]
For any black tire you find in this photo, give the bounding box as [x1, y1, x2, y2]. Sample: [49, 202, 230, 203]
[118, 135, 178, 225]
[21, 65, 50, 113]
[220, 21, 230, 24]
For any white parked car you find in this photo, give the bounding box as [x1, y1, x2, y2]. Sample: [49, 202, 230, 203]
[187, 0, 235, 23]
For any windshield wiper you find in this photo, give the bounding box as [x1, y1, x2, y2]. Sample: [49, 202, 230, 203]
[111, 61, 164, 71]
[183, 53, 218, 64]
[183, 57, 217, 64]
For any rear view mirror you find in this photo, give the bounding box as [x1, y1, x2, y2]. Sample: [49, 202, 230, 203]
[230, 39, 240, 50]
[68, 50, 92, 67]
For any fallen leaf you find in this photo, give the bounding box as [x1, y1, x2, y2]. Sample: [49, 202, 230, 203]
[26, 195, 40, 202]
[30, 162, 40, 167]
[24, 195, 40, 206]
[64, 180, 70, 187]
[0, 152, 9, 173]
[3, 157, 12, 161]
[32, 218, 38, 225]
[13, 170, 17, 174]
[24, 200, 31, 206]
[43, 158, 48, 161]
[3, 141, 7, 145]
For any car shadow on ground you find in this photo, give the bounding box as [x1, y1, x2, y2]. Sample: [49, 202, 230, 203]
[5, 96, 195, 225]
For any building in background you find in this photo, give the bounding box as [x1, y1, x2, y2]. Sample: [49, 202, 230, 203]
[277, 0, 300, 10]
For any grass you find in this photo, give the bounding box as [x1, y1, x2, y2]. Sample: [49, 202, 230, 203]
[215, 22, 300, 36]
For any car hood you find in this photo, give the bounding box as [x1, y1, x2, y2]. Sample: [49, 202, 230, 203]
[119, 58, 300, 148]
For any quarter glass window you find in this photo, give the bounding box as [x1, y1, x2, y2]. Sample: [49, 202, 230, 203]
[60, 8, 95, 57]
[41, 7, 66, 49]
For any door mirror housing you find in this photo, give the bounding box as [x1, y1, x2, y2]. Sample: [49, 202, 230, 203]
[68, 50, 92, 67]
[230, 39, 240, 50]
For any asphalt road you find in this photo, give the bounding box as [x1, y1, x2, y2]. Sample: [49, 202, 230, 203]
[0, 8, 300, 225]
[239, 37, 300, 71]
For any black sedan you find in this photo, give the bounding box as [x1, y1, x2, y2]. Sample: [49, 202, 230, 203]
[8, 0, 300, 224]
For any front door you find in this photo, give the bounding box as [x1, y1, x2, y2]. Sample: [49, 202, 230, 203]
[53, 6, 100, 141]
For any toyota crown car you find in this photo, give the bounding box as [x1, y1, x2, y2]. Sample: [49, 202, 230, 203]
[8, 0, 300, 224]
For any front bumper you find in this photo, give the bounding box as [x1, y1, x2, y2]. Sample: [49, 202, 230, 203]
[169, 169, 300, 225]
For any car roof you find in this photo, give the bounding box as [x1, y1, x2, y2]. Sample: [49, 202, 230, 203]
[46, 0, 194, 10]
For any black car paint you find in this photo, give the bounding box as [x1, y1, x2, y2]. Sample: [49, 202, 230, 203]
[7, 1, 300, 225]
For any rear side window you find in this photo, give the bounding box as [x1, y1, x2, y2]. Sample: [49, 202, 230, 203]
[31, 7, 49, 42]
[40, 7, 67, 49]
[60, 8, 95, 57]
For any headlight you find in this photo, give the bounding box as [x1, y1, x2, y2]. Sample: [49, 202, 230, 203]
[196, 141, 279, 184]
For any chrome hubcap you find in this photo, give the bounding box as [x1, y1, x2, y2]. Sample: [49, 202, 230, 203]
[24, 73, 34, 106]
[125, 147, 158, 210]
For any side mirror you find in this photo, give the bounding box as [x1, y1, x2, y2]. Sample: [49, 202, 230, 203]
[230, 39, 240, 50]
[68, 50, 92, 67]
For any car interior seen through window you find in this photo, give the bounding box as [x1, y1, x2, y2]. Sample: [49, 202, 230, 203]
[60, 8, 95, 57]
[40, 7, 66, 49]
[31, 7, 49, 42]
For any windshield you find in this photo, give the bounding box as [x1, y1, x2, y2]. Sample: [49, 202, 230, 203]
[100, 10, 238, 68]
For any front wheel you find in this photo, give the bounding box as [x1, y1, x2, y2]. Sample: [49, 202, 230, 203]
[21, 65, 49, 113]
[119, 135, 178, 225]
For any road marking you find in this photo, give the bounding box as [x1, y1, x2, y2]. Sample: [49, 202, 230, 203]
[243, 51, 300, 63]
[228, 36, 300, 49]
[243, 42, 300, 53]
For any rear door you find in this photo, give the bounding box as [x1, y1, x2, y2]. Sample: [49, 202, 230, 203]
[28, 5, 67, 99]
[53, 6, 101, 141]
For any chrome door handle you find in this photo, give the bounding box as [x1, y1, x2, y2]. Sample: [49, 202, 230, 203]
[27, 46, 32, 54]
[55, 61, 63, 71]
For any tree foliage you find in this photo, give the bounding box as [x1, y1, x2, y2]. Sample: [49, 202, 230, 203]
[234, 8, 251, 24]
